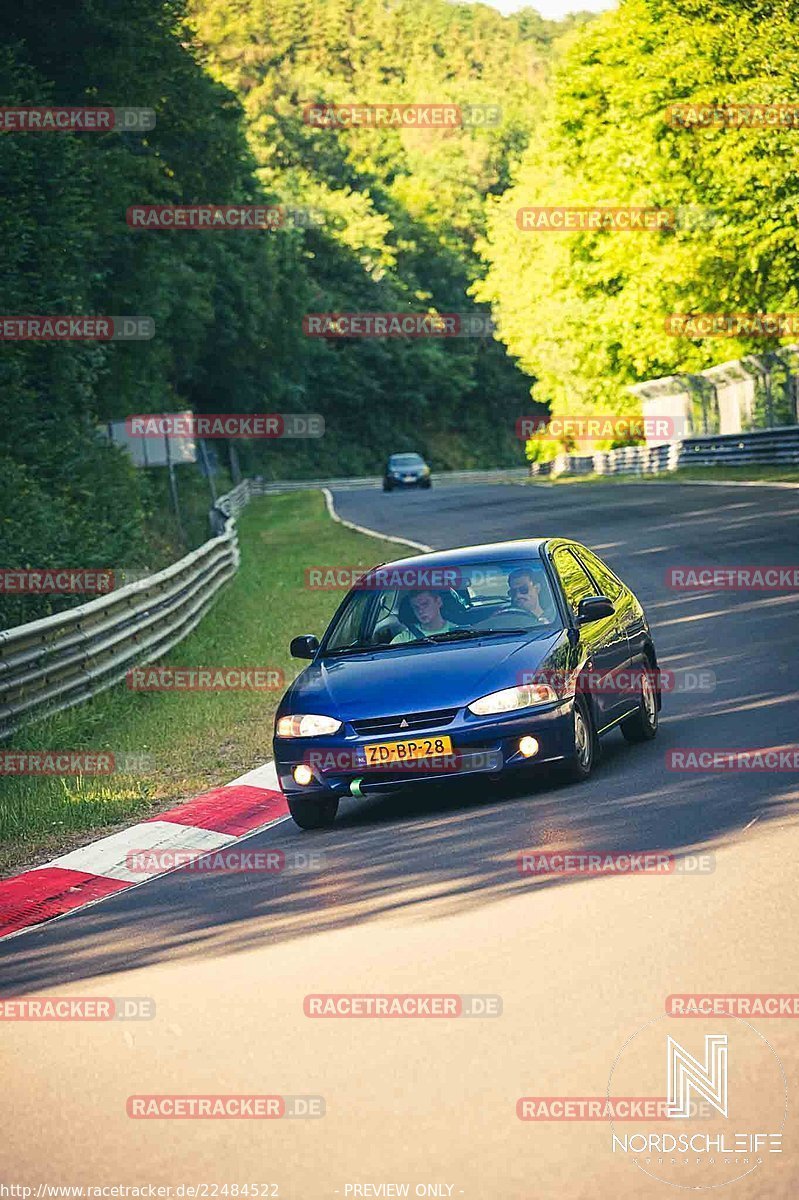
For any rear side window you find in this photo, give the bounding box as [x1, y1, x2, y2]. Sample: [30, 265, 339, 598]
[574, 547, 624, 602]
[552, 547, 597, 618]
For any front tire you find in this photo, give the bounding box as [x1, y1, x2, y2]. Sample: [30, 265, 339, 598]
[287, 796, 339, 830]
[560, 694, 595, 782]
[621, 664, 659, 742]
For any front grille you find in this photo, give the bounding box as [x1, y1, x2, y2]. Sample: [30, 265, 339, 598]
[350, 707, 458, 736]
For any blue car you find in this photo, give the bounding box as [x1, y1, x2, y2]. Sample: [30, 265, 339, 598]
[383, 452, 432, 491]
[273, 539, 661, 829]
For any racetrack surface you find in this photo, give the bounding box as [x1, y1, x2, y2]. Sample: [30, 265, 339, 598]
[2, 481, 798, 1198]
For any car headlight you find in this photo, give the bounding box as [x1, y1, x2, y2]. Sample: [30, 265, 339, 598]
[467, 683, 557, 716]
[276, 714, 342, 738]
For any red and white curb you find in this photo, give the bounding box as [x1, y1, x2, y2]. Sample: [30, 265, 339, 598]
[0, 493, 426, 945]
[0, 761, 288, 942]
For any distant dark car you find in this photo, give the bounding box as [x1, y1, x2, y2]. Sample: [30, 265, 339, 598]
[383, 452, 432, 491]
[273, 538, 661, 829]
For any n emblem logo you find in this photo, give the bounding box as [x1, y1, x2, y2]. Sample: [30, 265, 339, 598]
[667, 1034, 728, 1118]
[399, 718, 409, 729]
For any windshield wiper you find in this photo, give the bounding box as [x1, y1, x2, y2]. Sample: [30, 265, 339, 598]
[427, 627, 535, 642]
[323, 637, 433, 657]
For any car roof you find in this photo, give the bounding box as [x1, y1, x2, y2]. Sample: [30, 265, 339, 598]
[374, 538, 571, 573]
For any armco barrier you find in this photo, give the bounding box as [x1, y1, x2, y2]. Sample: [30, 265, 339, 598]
[0, 482, 248, 740]
[678, 425, 799, 468]
[250, 467, 529, 493]
[0, 471, 527, 738]
[528, 429, 796, 478]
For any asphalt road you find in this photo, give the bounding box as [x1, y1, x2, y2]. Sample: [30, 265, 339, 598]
[2, 480, 798, 1198]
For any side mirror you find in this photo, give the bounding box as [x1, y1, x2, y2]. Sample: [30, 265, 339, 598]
[290, 634, 320, 659]
[577, 595, 614, 625]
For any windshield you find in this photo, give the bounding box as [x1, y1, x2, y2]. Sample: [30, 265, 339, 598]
[389, 454, 424, 467]
[322, 559, 561, 654]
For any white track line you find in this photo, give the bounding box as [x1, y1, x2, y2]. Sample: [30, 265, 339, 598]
[227, 761, 281, 790]
[0, 807, 292, 945]
[322, 487, 432, 552]
[36, 821, 237, 883]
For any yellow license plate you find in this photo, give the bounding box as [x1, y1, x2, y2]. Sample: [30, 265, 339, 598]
[361, 735, 453, 766]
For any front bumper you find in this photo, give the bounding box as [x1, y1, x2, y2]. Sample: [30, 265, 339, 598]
[273, 701, 574, 800]
[385, 474, 428, 487]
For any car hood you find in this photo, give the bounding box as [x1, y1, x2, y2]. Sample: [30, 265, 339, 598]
[283, 631, 566, 720]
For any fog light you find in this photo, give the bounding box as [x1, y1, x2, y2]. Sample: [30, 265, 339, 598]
[519, 736, 540, 759]
[293, 763, 314, 786]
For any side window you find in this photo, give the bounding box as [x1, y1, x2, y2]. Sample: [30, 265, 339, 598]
[325, 591, 371, 650]
[575, 548, 624, 602]
[373, 589, 399, 623]
[552, 548, 597, 618]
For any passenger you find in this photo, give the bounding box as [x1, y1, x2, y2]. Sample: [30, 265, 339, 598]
[391, 590, 461, 643]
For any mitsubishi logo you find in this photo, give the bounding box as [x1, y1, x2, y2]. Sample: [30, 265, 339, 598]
[399, 718, 409, 728]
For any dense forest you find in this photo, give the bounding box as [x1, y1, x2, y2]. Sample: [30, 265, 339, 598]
[0, 0, 577, 619]
[478, 0, 799, 445]
[3, 0, 799, 624]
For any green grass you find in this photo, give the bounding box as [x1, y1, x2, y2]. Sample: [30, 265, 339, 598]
[667, 465, 799, 482]
[0, 491, 404, 876]
[528, 465, 799, 485]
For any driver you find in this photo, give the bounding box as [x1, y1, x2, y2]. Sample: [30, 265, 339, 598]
[507, 567, 553, 623]
[391, 589, 461, 643]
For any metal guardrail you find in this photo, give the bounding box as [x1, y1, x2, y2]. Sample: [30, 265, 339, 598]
[597, 443, 677, 474]
[0, 466, 549, 739]
[528, 429, 796, 478]
[0, 470, 531, 738]
[251, 467, 529, 493]
[253, 468, 532, 492]
[678, 425, 799, 467]
[0, 483, 247, 741]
